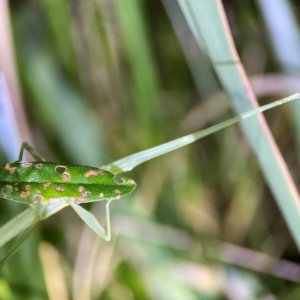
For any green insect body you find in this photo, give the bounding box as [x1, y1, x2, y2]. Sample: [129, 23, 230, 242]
[0, 161, 136, 205]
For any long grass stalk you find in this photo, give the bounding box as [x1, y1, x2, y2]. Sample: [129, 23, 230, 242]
[176, 0, 300, 251]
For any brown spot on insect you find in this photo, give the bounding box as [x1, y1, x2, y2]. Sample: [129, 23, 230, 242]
[78, 186, 85, 193]
[84, 169, 105, 178]
[3, 185, 12, 194]
[55, 165, 66, 174]
[20, 185, 31, 198]
[55, 186, 65, 192]
[99, 193, 104, 198]
[33, 195, 43, 204]
[35, 163, 43, 169]
[62, 172, 71, 182]
[20, 191, 30, 199]
[43, 182, 52, 188]
[74, 197, 86, 204]
[4, 164, 16, 174]
[115, 190, 121, 200]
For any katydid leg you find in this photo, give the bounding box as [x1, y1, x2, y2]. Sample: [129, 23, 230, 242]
[15, 142, 46, 163]
[105, 200, 112, 241]
[70, 200, 113, 241]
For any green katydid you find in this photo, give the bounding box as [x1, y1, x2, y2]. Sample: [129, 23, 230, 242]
[1, 93, 300, 267]
[1, 143, 136, 205]
[0, 142, 136, 239]
[0, 143, 137, 267]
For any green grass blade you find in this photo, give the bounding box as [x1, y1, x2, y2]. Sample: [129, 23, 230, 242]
[103, 94, 300, 174]
[0, 221, 37, 268]
[0, 202, 68, 247]
[115, 0, 161, 147]
[0, 208, 36, 247]
[162, 0, 219, 99]
[23, 53, 107, 166]
[177, 0, 300, 251]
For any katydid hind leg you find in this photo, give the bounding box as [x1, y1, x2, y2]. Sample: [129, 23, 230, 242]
[70, 200, 112, 241]
[15, 142, 46, 163]
[105, 200, 112, 241]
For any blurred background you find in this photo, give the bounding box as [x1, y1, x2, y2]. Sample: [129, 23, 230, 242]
[1, 0, 300, 299]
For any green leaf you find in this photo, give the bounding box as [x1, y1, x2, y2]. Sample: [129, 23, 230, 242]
[0, 202, 68, 248]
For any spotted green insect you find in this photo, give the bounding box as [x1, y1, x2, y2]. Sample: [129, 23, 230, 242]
[0, 142, 136, 242]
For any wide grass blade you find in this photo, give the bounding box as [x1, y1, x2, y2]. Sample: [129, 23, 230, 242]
[0, 207, 36, 247]
[176, 0, 300, 251]
[0, 202, 68, 247]
[0, 221, 37, 268]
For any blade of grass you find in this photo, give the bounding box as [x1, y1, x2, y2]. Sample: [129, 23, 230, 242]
[176, 0, 300, 251]
[115, 0, 162, 147]
[0, 221, 37, 268]
[162, 0, 219, 99]
[23, 53, 107, 165]
[0, 202, 68, 247]
[0, 208, 36, 248]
